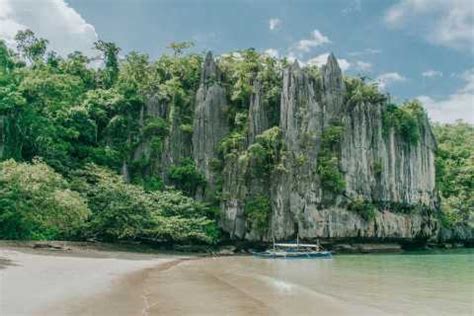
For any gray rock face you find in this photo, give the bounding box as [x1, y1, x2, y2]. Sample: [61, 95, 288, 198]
[271, 61, 324, 240]
[340, 102, 437, 207]
[247, 79, 269, 144]
[321, 53, 346, 125]
[219, 54, 439, 241]
[219, 153, 249, 239]
[192, 52, 229, 197]
[132, 90, 192, 182]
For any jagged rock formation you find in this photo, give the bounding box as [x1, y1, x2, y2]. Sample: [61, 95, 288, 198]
[247, 79, 269, 144]
[118, 51, 442, 242]
[321, 54, 346, 125]
[192, 52, 229, 198]
[340, 102, 437, 206]
[210, 53, 439, 241]
[130, 89, 194, 184]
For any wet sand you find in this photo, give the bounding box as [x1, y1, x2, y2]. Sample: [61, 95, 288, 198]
[136, 257, 386, 316]
[2, 245, 471, 315]
[0, 244, 183, 316]
[0, 246, 382, 316]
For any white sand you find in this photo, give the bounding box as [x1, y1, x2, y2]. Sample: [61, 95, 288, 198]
[0, 247, 175, 316]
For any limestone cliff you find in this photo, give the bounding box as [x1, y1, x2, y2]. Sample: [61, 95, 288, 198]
[210, 53, 440, 242]
[131, 93, 192, 181]
[192, 52, 229, 198]
[119, 51, 442, 242]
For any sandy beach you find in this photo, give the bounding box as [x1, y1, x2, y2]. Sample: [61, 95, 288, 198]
[0, 243, 183, 316]
[0, 244, 381, 316]
[1, 244, 472, 316]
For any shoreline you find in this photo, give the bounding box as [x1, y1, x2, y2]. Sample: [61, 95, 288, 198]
[1, 243, 472, 315]
[0, 243, 188, 316]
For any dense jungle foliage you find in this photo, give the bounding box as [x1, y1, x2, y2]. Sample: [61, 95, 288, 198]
[0, 30, 471, 242]
[434, 122, 473, 228]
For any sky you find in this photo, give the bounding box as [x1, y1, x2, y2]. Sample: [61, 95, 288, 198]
[0, 0, 473, 123]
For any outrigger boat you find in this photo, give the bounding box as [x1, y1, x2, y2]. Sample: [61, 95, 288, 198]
[252, 238, 332, 259]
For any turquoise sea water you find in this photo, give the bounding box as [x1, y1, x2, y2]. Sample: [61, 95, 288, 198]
[238, 249, 474, 315]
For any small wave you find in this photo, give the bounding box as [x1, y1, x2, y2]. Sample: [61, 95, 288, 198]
[268, 279, 294, 293]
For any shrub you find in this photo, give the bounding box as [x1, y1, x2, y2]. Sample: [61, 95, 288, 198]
[248, 127, 283, 175]
[344, 77, 387, 106]
[383, 101, 425, 144]
[73, 164, 218, 244]
[317, 156, 346, 193]
[255, 126, 282, 150]
[179, 123, 193, 134]
[218, 132, 246, 156]
[317, 124, 346, 194]
[348, 196, 376, 221]
[234, 111, 248, 131]
[244, 195, 272, 233]
[0, 159, 90, 240]
[143, 117, 169, 138]
[168, 158, 206, 196]
[373, 160, 383, 176]
[374, 201, 426, 215]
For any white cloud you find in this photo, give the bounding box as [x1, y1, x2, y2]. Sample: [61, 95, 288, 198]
[354, 61, 372, 72]
[306, 53, 350, 72]
[384, 0, 474, 51]
[422, 70, 443, 78]
[342, 0, 362, 15]
[264, 48, 279, 58]
[348, 48, 382, 56]
[286, 51, 303, 64]
[0, 0, 98, 57]
[376, 72, 407, 89]
[269, 18, 282, 31]
[417, 69, 474, 123]
[295, 30, 331, 52]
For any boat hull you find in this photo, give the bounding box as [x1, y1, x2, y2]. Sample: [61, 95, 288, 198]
[252, 251, 332, 259]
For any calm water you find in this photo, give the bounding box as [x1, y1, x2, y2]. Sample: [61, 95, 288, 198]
[159, 249, 474, 315]
[246, 249, 474, 315]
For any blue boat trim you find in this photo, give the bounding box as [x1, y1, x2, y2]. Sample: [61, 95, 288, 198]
[251, 240, 332, 259]
[252, 250, 332, 259]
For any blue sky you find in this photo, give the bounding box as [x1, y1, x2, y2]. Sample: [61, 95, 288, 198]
[1, 0, 473, 123]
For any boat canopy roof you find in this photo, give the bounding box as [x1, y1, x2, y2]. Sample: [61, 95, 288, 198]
[274, 243, 319, 248]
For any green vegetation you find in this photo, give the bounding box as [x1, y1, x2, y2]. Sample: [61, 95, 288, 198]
[348, 199, 434, 221]
[0, 159, 89, 240]
[348, 196, 376, 221]
[219, 49, 282, 128]
[434, 121, 473, 228]
[218, 132, 247, 157]
[248, 127, 283, 175]
[373, 159, 383, 176]
[0, 29, 471, 243]
[317, 123, 346, 194]
[0, 31, 214, 244]
[383, 101, 425, 144]
[244, 195, 272, 233]
[343, 76, 427, 146]
[0, 159, 217, 243]
[73, 164, 218, 243]
[374, 201, 429, 215]
[169, 158, 206, 196]
[344, 77, 387, 106]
